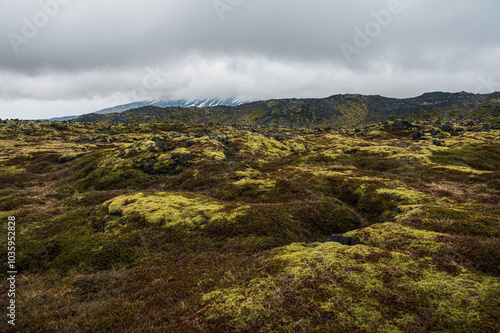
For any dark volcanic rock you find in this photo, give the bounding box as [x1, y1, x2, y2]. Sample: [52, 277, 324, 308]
[171, 153, 191, 167]
[392, 120, 412, 130]
[140, 158, 158, 174]
[412, 131, 424, 141]
[345, 149, 359, 155]
[427, 129, 441, 136]
[432, 139, 446, 146]
[58, 153, 88, 164]
[440, 124, 455, 133]
[155, 140, 169, 151]
[327, 234, 357, 246]
[93, 135, 109, 142]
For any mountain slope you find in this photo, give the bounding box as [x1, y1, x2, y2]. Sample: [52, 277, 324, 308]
[48, 98, 249, 121]
[92, 97, 248, 115]
[75, 92, 500, 128]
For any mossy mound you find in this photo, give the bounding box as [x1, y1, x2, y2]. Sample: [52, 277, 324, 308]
[103, 192, 238, 231]
[348, 220, 500, 277]
[203, 242, 500, 332]
[429, 144, 500, 171]
[88, 192, 363, 249]
[346, 222, 450, 255]
[399, 204, 500, 237]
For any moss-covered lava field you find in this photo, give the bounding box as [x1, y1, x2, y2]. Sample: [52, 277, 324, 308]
[0, 117, 499, 332]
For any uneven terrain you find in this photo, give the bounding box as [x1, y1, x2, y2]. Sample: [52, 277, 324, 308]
[0, 115, 499, 332]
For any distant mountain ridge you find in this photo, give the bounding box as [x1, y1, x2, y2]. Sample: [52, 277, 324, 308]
[92, 97, 248, 115]
[75, 92, 500, 128]
[49, 97, 249, 121]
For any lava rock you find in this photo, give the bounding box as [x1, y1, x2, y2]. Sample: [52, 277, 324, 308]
[432, 139, 445, 146]
[481, 124, 491, 132]
[140, 158, 158, 174]
[58, 153, 87, 164]
[155, 140, 169, 151]
[93, 135, 109, 142]
[440, 124, 455, 134]
[392, 120, 412, 130]
[327, 234, 357, 246]
[345, 149, 359, 155]
[171, 153, 191, 167]
[412, 131, 424, 141]
[428, 129, 441, 136]
[216, 136, 230, 144]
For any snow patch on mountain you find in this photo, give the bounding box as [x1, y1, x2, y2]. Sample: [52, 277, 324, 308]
[93, 98, 249, 115]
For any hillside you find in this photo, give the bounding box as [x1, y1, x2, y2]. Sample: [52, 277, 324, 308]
[75, 92, 500, 128]
[92, 97, 249, 115]
[49, 98, 249, 121]
[0, 115, 499, 332]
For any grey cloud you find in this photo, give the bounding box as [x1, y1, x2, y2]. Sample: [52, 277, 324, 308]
[1, 0, 499, 119]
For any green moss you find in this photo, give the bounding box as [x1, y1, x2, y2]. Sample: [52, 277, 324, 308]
[2, 120, 499, 332]
[88, 192, 363, 253]
[347, 220, 500, 276]
[375, 186, 430, 205]
[345, 222, 450, 254]
[232, 133, 306, 165]
[400, 205, 500, 237]
[231, 169, 275, 192]
[429, 144, 500, 171]
[104, 192, 246, 230]
[203, 242, 500, 332]
[434, 165, 492, 175]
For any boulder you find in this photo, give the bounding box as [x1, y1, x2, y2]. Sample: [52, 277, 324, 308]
[57, 153, 87, 164]
[155, 140, 169, 151]
[439, 124, 455, 134]
[412, 131, 424, 141]
[327, 234, 357, 246]
[432, 139, 445, 146]
[392, 120, 412, 130]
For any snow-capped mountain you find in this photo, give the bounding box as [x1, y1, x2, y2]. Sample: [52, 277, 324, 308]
[48, 98, 249, 121]
[92, 98, 248, 115]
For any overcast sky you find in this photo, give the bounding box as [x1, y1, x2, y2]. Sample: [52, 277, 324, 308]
[1, 0, 499, 119]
